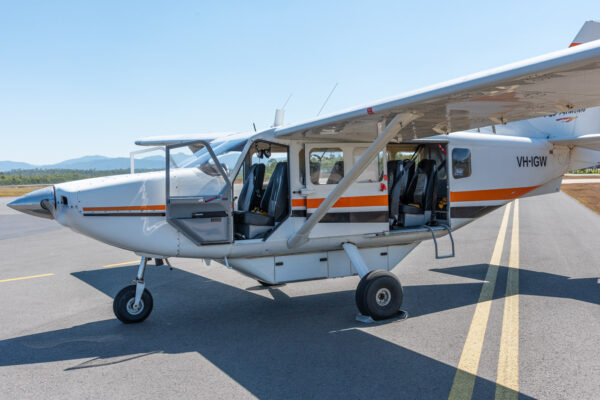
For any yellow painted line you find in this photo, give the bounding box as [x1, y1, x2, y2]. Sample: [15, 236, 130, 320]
[0, 273, 55, 283]
[448, 203, 512, 400]
[101, 261, 139, 269]
[495, 199, 520, 400]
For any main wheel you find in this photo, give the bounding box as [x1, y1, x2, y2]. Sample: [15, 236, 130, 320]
[113, 285, 153, 323]
[355, 270, 403, 320]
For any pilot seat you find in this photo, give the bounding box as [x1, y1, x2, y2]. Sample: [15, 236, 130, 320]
[234, 162, 289, 239]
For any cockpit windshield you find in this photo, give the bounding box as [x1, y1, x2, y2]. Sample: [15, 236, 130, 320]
[180, 139, 247, 178]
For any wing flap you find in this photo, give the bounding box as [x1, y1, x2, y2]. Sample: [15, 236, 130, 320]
[274, 40, 600, 142]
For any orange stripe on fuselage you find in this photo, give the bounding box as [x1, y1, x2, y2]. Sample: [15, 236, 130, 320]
[83, 205, 166, 212]
[84, 187, 535, 212]
[450, 185, 540, 202]
[292, 195, 388, 209]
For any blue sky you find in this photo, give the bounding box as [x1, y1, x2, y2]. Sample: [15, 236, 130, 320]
[1, 1, 598, 164]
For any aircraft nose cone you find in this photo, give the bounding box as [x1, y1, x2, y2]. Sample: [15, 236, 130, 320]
[7, 186, 56, 219]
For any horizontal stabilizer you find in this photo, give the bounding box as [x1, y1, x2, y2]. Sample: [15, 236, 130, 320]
[550, 133, 600, 151]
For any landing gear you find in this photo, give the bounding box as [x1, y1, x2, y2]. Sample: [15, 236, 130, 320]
[343, 242, 404, 321]
[113, 285, 153, 323]
[113, 257, 154, 323]
[355, 270, 403, 320]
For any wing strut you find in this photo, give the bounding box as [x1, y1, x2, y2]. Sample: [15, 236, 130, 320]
[287, 112, 421, 249]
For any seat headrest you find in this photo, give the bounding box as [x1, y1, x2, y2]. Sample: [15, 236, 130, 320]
[417, 159, 436, 173]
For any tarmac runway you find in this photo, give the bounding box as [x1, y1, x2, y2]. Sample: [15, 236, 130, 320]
[1, 193, 599, 399]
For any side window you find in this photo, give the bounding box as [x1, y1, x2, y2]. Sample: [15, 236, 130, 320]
[452, 148, 471, 179]
[309, 148, 344, 185]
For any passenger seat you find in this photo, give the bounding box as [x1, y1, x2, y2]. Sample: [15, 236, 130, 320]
[326, 161, 344, 184]
[399, 159, 437, 227]
[388, 159, 415, 225]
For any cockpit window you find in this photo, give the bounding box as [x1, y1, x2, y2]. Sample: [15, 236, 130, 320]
[452, 148, 471, 179]
[181, 139, 247, 177]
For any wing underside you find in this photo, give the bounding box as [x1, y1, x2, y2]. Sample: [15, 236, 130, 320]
[273, 40, 600, 143]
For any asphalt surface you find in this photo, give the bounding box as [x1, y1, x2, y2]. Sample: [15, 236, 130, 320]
[0, 193, 599, 399]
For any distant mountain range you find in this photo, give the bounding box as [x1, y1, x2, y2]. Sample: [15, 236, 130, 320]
[0, 153, 190, 172]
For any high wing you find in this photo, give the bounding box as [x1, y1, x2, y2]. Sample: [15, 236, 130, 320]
[273, 40, 600, 142]
[135, 132, 231, 146]
[550, 133, 600, 151]
[135, 132, 246, 153]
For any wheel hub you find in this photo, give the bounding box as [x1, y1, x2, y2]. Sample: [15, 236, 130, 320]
[375, 288, 392, 307]
[126, 298, 144, 315]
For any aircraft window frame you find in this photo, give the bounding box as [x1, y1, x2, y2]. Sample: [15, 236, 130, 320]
[299, 147, 306, 186]
[353, 147, 379, 183]
[232, 139, 291, 207]
[180, 139, 248, 178]
[308, 148, 345, 185]
[452, 148, 471, 179]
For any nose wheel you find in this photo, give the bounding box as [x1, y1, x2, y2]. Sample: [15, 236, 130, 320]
[113, 285, 154, 323]
[113, 256, 155, 323]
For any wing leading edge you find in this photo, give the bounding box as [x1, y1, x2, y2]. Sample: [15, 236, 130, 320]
[273, 40, 600, 143]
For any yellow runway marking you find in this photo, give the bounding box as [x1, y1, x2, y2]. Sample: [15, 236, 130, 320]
[101, 261, 139, 269]
[496, 199, 520, 399]
[0, 273, 55, 283]
[448, 203, 512, 400]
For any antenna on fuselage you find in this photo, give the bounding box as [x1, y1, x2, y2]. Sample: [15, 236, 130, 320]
[317, 82, 338, 116]
[273, 93, 293, 127]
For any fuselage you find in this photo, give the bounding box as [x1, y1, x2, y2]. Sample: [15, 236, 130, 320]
[12, 112, 599, 260]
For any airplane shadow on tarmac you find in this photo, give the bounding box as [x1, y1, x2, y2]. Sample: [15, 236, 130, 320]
[1, 263, 592, 399]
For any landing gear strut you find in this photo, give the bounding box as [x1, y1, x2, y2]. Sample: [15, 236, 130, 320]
[343, 243, 404, 321]
[113, 257, 154, 323]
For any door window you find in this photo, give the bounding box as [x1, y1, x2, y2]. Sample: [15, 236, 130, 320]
[309, 148, 344, 185]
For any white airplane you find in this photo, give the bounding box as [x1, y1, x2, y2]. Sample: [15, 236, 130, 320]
[9, 22, 600, 324]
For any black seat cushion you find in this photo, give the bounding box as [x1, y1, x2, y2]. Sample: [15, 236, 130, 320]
[237, 164, 265, 212]
[402, 159, 437, 213]
[387, 160, 400, 190]
[260, 162, 289, 222]
[401, 204, 422, 214]
[235, 211, 274, 226]
[389, 159, 416, 221]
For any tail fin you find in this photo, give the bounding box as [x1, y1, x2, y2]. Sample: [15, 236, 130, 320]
[569, 20, 600, 47]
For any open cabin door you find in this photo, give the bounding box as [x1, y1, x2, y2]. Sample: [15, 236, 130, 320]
[165, 140, 233, 245]
[299, 143, 389, 238]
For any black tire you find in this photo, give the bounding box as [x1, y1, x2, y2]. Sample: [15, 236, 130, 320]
[355, 270, 381, 315]
[257, 279, 277, 287]
[113, 285, 153, 324]
[356, 270, 403, 320]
